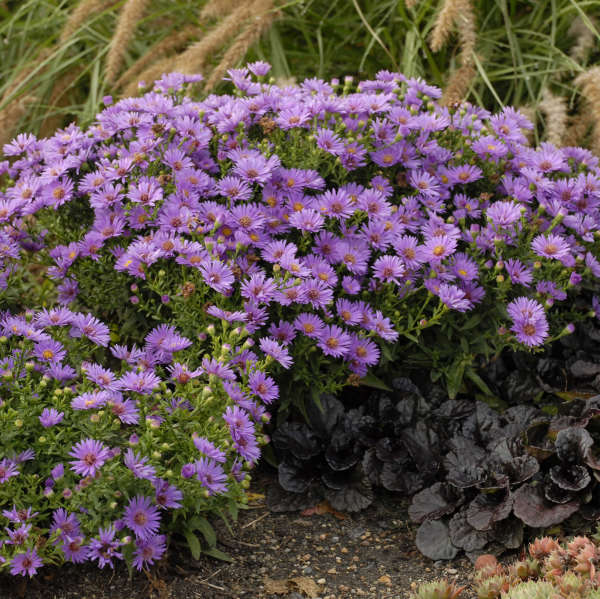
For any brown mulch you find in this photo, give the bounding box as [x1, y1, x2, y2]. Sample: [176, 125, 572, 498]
[0, 470, 483, 599]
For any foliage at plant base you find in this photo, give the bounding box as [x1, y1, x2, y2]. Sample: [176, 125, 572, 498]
[4, 1, 600, 155]
[410, 533, 600, 598]
[1, 63, 600, 575]
[268, 373, 600, 559]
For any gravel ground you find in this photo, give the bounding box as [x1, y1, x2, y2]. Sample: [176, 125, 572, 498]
[0, 471, 481, 599]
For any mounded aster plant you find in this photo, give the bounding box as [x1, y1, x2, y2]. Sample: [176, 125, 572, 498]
[0, 63, 599, 575]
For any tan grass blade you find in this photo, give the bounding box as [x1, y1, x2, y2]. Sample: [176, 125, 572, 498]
[200, 0, 241, 21]
[429, 0, 462, 52]
[114, 25, 198, 90]
[569, 16, 597, 63]
[563, 110, 594, 148]
[122, 55, 178, 98]
[0, 95, 37, 148]
[39, 66, 85, 137]
[59, 0, 118, 43]
[105, 0, 150, 84]
[441, 63, 475, 106]
[538, 89, 568, 147]
[575, 67, 600, 155]
[174, 1, 268, 74]
[204, 1, 277, 91]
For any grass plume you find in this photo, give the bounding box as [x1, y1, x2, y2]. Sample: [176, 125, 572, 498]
[59, 0, 117, 43]
[204, 0, 277, 90]
[575, 67, 600, 154]
[105, 0, 150, 84]
[429, 0, 462, 53]
[539, 88, 568, 147]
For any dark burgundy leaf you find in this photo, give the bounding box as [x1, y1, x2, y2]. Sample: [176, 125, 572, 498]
[415, 520, 458, 560]
[448, 510, 489, 552]
[555, 427, 593, 464]
[401, 421, 440, 470]
[492, 517, 523, 549]
[380, 462, 424, 494]
[466, 492, 513, 531]
[569, 360, 600, 379]
[324, 476, 373, 512]
[361, 448, 383, 486]
[306, 394, 344, 438]
[444, 450, 485, 489]
[278, 459, 316, 493]
[272, 422, 322, 459]
[375, 437, 408, 463]
[544, 480, 578, 504]
[549, 464, 591, 492]
[513, 483, 579, 527]
[408, 482, 464, 524]
[325, 431, 361, 471]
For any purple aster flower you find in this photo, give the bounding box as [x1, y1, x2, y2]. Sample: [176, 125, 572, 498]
[199, 259, 234, 294]
[486, 200, 522, 227]
[82, 362, 117, 389]
[301, 279, 334, 309]
[6, 523, 31, 546]
[69, 439, 111, 477]
[259, 337, 292, 369]
[193, 436, 226, 463]
[153, 479, 183, 509]
[289, 208, 324, 232]
[342, 276, 361, 295]
[370, 311, 399, 342]
[449, 252, 479, 282]
[248, 370, 279, 403]
[317, 325, 352, 358]
[195, 457, 228, 495]
[531, 234, 571, 261]
[70, 313, 110, 346]
[421, 234, 457, 263]
[88, 527, 123, 569]
[61, 535, 89, 563]
[39, 408, 64, 428]
[437, 283, 472, 312]
[505, 258, 533, 287]
[0, 458, 19, 483]
[372, 255, 405, 285]
[10, 548, 43, 577]
[123, 495, 161, 540]
[34, 307, 74, 327]
[294, 313, 324, 339]
[336, 299, 362, 326]
[33, 339, 67, 362]
[133, 534, 166, 570]
[268, 321, 296, 345]
[117, 369, 161, 394]
[49, 508, 81, 541]
[507, 297, 549, 347]
[109, 397, 139, 424]
[348, 336, 380, 366]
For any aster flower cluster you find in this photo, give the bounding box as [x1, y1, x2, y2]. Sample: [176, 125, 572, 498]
[0, 63, 600, 574]
[0, 309, 271, 575]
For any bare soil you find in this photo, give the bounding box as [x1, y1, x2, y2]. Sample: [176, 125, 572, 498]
[0, 470, 481, 599]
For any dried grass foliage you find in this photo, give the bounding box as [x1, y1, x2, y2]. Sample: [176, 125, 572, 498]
[174, 0, 273, 75]
[105, 0, 150, 84]
[204, 0, 277, 90]
[59, 0, 118, 43]
[199, 0, 243, 21]
[539, 89, 568, 147]
[114, 25, 198, 91]
[39, 67, 85, 138]
[569, 16, 597, 63]
[429, 0, 463, 53]
[575, 67, 600, 154]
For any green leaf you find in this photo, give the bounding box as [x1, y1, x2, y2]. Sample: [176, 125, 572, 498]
[359, 372, 392, 391]
[193, 517, 217, 548]
[446, 356, 469, 399]
[203, 547, 234, 562]
[184, 530, 201, 560]
[465, 368, 493, 396]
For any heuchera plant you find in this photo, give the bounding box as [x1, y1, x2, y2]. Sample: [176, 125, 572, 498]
[0, 63, 599, 574]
